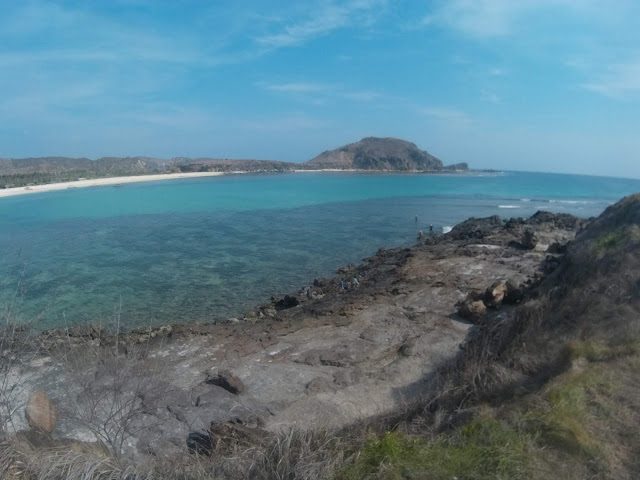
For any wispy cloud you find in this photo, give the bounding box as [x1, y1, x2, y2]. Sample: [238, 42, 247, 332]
[420, 107, 472, 125]
[581, 61, 640, 99]
[422, 0, 598, 38]
[257, 0, 386, 48]
[260, 82, 329, 93]
[258, 81, 383, 103]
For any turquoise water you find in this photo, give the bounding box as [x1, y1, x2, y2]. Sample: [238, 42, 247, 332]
[1, 171, 639, 329]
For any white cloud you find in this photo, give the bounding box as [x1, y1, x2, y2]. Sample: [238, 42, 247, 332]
[258, 81, 382, 103]
[261, 82, 329, 93]
[581, 61, 640, 99]
[420, 107, 472, 125]
[341, 91, 381, 102]
[257, 0, 386, 48]
[422, 0, 600, 38]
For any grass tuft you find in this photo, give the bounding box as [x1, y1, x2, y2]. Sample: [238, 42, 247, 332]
[338, 418, 533, 480]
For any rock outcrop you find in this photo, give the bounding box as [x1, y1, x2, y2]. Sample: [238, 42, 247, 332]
[207, 370, 245, 395]
[12, 209, 587, 460]
[305, 137, 445, 171]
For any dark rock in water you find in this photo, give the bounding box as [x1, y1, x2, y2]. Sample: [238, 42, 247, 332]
[186, 432, 212, 455]
[207, 370, 245, 395]
[503, 280, 525, 305]
[274, 295, 300, 310]
[483, 281, 507, 307]
[448, 216, 504, 240]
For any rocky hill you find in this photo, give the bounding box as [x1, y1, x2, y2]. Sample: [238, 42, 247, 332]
[305, 136, 463, 171]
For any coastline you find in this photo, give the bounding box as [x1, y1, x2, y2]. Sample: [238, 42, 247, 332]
[0, 171, 230, 198]
[12, 208, 585, 452]
[0, 168, 482, 199]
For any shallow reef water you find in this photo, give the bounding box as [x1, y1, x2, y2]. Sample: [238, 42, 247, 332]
[1, 171, 638, 329]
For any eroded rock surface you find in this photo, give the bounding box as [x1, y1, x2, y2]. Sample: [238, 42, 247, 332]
[10, 211, 584, 459]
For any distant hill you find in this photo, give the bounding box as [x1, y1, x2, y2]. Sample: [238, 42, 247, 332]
[304, 137, 464, 171]
[0, 137, 469, 188]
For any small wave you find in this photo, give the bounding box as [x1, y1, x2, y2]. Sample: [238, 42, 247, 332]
[548, 199, 594, 205]
[520, 198, 531, 202]
[442, 226, 452, 234]
[498, 205, 520, 209]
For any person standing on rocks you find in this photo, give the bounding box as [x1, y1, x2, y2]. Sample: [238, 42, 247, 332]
[351, 277, 360, 289]
[339, 279, 345, 292]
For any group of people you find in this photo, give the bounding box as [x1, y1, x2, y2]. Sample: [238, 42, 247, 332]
[338, 276, 360, 292]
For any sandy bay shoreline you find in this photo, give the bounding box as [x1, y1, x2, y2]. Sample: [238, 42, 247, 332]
[0, 171, 231, 198]
[0, 168, 475, 199]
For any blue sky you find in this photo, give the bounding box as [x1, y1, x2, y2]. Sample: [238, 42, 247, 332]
[1, 1, 639, 178]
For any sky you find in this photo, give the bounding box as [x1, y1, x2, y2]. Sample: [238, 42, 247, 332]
[1, 0, 639, 178]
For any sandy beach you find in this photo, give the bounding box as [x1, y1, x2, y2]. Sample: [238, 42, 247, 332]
[0, 171, 229, 198]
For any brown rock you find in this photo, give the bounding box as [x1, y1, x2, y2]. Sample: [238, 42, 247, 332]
[208, 370, 245, 395]
[459, 299, 487, 319]
[25, 391, 57, 433]
[483, 281, 507, 307]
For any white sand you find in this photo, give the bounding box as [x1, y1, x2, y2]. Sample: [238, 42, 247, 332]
[0, 171, 230, 198]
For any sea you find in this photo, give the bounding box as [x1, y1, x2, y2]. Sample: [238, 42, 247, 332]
[1, 171, 639, 330]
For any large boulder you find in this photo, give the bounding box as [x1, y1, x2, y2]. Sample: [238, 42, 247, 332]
[521, 229, 538, 250]
[274, 295, 300, 310]
[25, 391, 57, 433]
[207, 370, 245, 395]
[483, 281, 507, 307]
[448, 216, 504, 241]
[458, 299, 487, 320]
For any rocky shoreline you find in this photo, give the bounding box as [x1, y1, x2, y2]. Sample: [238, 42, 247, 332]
[6, 210, 587, 460]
